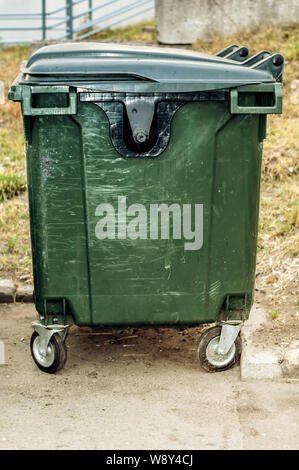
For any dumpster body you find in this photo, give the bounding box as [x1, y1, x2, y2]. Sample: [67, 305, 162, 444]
[9, 43, 283, 372]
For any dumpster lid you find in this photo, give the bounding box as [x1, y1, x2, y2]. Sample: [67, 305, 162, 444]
[21, 42, 284, 93]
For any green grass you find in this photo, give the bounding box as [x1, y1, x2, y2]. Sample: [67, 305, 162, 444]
[0, 173, 26, 201]
[86, 20, 155, 43]
[269, 309, 281, 320]
[0, 46, 28, 204]
[0, 195, 31, 275]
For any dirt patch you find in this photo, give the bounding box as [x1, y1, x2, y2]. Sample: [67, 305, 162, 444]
[69, 323, 207, 368]
[253, 290, 299, 348]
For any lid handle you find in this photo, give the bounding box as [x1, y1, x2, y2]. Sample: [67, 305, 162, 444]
[22, 86, 77, 116]
[230, 83, 282, 114]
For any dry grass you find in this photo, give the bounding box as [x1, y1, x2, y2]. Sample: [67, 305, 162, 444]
[0, 46, 29, 203]
[86, 20, 156, 43]
[0, 23, 298, 326]
[0, 193, 31, 277]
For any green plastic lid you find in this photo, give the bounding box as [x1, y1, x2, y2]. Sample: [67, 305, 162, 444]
[21, 42, 284, 93]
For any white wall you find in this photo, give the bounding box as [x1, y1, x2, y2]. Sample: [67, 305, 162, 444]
[156, 0, 299, 44]
[0, 0, 154, 43]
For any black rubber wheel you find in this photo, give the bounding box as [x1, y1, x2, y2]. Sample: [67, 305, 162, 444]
[197, 326, 241, 372]
[30, 331, 67, 374]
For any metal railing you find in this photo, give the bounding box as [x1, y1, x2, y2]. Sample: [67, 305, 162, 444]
[0, 0, 154, 44]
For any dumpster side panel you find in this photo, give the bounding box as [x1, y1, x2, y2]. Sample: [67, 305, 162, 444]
[26, 114, 92, 324]
[209, 113, 263, 321]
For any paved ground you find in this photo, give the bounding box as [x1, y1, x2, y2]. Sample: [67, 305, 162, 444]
[241, 302, 299, 380]
[0, 303, 298, 450]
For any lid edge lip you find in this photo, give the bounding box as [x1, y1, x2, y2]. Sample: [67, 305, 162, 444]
[21, 69, 276, 81]
[20, 75, 276, 84]
[18, 79, 278, 94]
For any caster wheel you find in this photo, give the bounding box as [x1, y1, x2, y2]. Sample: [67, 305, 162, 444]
[30, 331, 67, 374]
[197, 326, 241, 372]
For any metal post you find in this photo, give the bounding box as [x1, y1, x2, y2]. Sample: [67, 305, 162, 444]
[65, 0, 73, 40]
[89, 0, 93, 34]
[42, 0, 46, 40]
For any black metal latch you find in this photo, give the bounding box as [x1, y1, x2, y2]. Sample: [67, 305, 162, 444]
[124, 96, 157, 145]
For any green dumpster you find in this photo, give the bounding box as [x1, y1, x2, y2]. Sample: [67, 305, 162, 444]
[8, 43, 283, 373]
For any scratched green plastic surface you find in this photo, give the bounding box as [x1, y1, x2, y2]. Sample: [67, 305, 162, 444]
[26, 98, 263, 326]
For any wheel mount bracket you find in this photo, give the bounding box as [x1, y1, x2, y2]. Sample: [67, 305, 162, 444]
[216, 322, 242, 356]
[31, 320, 68, 357]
